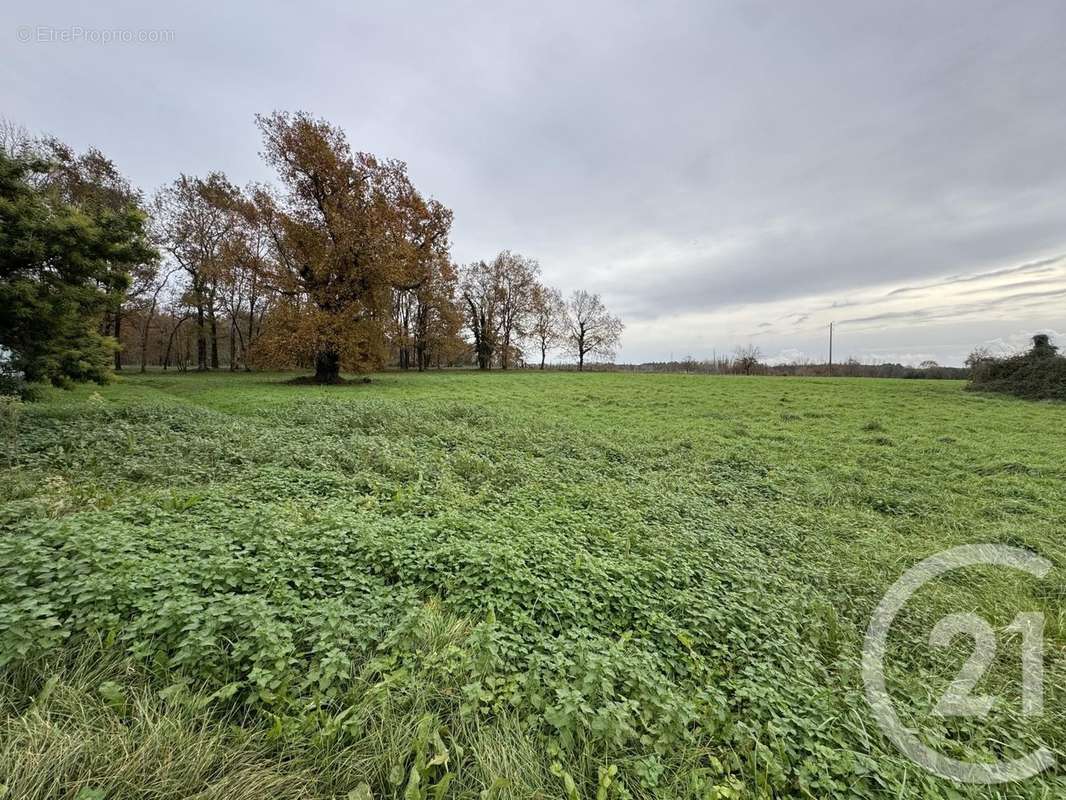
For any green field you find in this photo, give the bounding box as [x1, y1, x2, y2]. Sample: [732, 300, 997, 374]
[1, 372, 1063, 799]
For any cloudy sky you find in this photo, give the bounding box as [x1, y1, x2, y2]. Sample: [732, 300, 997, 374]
[5, 0, 1065, 365]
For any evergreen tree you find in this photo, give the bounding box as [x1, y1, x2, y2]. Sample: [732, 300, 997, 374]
[0, 149, 156, 385]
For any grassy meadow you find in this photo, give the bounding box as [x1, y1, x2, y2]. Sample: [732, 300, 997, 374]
[0, 371, 1063, 799]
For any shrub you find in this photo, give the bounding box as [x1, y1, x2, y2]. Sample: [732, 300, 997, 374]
[968, 335, 1066, 401]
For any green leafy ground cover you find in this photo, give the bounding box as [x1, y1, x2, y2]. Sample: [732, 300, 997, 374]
[0, 371, 1063, 799]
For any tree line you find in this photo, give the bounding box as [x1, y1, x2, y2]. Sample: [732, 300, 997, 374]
[623, 352, 969, 379]
[0, 113, 622, 386]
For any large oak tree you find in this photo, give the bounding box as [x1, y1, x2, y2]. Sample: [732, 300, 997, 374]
[253, 112, 451, 383]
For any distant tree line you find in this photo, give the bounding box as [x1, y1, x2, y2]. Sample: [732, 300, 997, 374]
[0, 114, 623, 387]
[606, 347, 970, 379]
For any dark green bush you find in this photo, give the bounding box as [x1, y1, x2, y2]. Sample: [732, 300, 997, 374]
[968, 335, 1066, 401]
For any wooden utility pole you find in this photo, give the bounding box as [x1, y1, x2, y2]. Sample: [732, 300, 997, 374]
[828, 322, 834, 377]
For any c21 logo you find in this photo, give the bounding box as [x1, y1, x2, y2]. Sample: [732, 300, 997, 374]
[862, 544, 1055, 784]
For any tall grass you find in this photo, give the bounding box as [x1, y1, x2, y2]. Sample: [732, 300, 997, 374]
[0, 644, 310, 799]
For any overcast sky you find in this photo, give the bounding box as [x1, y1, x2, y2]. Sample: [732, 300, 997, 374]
[5, 0, 1065, 365]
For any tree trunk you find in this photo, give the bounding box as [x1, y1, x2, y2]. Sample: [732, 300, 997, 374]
[540, 342, 547, 370]
[165, 316, 190, 372]
[314, 348, 341, 383]
[473, 326, 490, 370]
[139, 312, 152, 373]
[229, 320, 237, 371]
[113, 310, 123, 370]
[578, 351, 585, 371]
[196, 302, 208, 371]
[246, 293, 257, 371]
[209, 309, 220, 369]
[400, 314, 411, 369]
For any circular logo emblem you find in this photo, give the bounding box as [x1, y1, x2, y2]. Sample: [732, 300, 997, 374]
[862, 543, 1055, 784]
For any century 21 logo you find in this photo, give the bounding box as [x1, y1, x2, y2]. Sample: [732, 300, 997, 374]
[929, 609, 1043, 719]
[862, 544, 1054, 785]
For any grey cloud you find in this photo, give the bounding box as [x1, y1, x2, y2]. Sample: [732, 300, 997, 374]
[956, 277, 1066, 296]
[983, 287, 1066, 308]
[884, 255, 1065, 299]
[841, 309, 936, 328]
[840, 287, 1066, 330]
[2, 0, 1065, 363]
